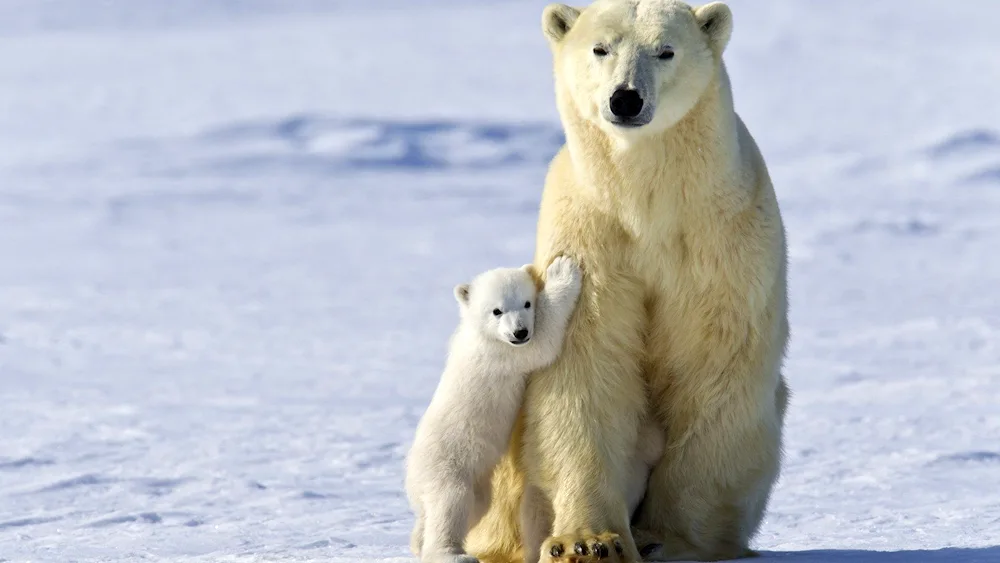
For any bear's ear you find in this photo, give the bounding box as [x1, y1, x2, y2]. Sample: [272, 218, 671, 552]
[542, 4, 581, 46]
[453, 283, 470, 307]
[694, 2, 732, 54]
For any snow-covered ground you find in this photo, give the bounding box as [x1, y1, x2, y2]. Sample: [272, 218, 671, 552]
[1, 1, 999, 561]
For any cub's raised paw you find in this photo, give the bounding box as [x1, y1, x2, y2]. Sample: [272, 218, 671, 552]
[545, 255, 582, 290]
[542, 532, 627, 563]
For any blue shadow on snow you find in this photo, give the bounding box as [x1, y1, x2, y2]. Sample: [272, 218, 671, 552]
[756, 547, 1000, 562]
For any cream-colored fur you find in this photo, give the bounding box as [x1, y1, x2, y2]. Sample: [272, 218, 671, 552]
[520, 420, 665, 563]
[465, 1, 790, 562]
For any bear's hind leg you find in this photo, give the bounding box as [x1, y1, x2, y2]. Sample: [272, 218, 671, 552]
[632, 379, 786, 561]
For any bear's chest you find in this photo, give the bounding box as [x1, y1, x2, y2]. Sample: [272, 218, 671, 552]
[625, 206, 770, 329]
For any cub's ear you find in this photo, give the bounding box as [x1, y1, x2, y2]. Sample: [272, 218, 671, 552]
[521, 264, 544, 291]
[542, 4, 581, 46]
[453, 283, 470, 307]
[694, 2, 732, 54]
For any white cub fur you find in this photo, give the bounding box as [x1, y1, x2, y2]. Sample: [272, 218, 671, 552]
[405, 256, 583, 563]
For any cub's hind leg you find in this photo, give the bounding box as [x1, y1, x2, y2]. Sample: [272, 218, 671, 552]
[421, 480, 480, 563]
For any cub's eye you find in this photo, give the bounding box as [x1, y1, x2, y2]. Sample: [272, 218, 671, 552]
[492, 308, 502, 317]
[524, 301, 531, 309]
[658, 48, 675, 60]
[593, 46, 608, 57]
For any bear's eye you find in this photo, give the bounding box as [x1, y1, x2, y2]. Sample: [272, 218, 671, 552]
[593, 46, 608, 57]
[657, 48, 675, 60]
[524, 301, 531, 309]
[492, 308, 502, 317]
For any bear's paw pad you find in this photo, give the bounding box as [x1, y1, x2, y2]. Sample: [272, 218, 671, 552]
[542, 532, 626, 563]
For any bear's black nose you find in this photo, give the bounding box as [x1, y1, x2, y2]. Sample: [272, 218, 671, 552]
[513, 328, 529, 341]
[610, 88, 643, 119]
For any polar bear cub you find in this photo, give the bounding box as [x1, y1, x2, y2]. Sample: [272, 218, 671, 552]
[405, 256, 583, 563]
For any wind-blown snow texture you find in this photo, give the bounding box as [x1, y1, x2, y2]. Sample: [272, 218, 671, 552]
[1, 1, 998, 561]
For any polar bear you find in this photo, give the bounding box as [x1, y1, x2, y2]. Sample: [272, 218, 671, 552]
[406, 257, 583, 563]
[465, 1, 790, 562]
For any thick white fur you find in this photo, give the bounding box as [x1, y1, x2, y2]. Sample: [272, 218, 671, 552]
[466, 1, 790, 562]
[406, 257, 583, 563]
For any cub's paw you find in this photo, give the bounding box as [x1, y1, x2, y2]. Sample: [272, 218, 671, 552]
[542, 532, 627, 563]
[545, 255, 582, 293]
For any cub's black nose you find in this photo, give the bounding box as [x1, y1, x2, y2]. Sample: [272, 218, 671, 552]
[513, 328, 529, 341]
[610, 88, 643, 118]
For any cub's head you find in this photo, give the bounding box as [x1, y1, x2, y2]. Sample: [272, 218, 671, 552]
[542, 0, 731, 138]
[454, 265, 540, 346]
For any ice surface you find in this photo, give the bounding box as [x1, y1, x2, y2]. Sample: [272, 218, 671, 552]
[1, 1, 999, 561]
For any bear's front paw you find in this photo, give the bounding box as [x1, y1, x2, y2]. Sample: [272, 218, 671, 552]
[542, 532, 627, 563]
[545, 255, 582, 293]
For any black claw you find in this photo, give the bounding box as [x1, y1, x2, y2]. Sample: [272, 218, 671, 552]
[550, 543, 565, 557]
[613, 539, 624, 555]
[639, 543, 662, 557]
[574, 542, 588, 556]
[592, 542, 609, 558]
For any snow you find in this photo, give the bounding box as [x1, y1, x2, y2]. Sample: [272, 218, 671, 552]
[1, 0, 999, 561]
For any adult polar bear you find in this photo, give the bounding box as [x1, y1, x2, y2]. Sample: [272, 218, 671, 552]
[465, 1, 790, 562]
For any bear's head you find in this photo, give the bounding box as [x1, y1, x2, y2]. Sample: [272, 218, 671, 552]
[454, 266, 539, 346]
[542, 0, 731, 139]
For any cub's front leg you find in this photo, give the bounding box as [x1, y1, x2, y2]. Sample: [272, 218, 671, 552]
[524, 255, 582, 372]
